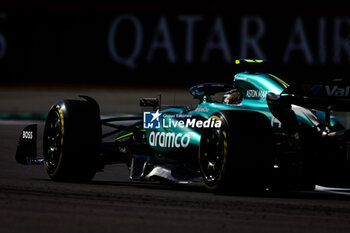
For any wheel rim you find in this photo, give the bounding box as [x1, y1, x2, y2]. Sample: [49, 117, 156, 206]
[199, 128, 226, 186]
[44, 110, 63, 175]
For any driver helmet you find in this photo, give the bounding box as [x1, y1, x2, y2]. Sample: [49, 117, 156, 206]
[223, 88, 242, 105]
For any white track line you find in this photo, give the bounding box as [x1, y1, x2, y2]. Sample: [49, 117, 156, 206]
[0, 119, 44, 125]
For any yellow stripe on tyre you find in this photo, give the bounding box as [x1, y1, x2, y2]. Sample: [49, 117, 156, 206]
[199, 115, 228, 190]
[44, 105, 65, 177]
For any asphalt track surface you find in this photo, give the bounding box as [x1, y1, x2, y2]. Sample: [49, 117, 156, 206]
[1, 120, 350, 233]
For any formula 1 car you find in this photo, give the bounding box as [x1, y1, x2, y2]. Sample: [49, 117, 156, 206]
[16, 59, 350, 192]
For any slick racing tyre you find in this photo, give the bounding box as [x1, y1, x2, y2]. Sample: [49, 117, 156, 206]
[43, 97, 102, 182]
[198, 110, 274, 192]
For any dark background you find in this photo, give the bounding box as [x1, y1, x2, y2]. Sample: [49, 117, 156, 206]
[1, 1, 350, 87]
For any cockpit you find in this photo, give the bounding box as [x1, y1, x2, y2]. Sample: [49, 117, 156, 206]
[222, 88, 242, 105]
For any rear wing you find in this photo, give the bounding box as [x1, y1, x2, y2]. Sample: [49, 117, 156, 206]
[274, 80, 350, 112]
[267, 79, 350, 128]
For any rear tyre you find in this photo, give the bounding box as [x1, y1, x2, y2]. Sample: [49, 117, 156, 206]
[198, 110, 274, 192]
[43, 98, 102, 182]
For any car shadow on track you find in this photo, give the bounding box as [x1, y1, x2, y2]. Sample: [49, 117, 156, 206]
[30, 177, 350, 201]
[89, 179, 350, 201]
[91, 179, 210, 193]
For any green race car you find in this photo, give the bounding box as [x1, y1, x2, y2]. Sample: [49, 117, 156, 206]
[16, 59, 350, 192]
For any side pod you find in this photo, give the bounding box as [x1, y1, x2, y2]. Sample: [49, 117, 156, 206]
[16, 124, 43, 165]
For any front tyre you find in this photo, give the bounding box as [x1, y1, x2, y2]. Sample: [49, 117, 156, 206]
[198, 115, 228, 190]
[199, 111, 274, 192]
[43, 98, 102, 182]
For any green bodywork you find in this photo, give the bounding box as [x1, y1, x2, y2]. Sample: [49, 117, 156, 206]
[139, 72, 329, 155]
[106, 61, 350, 187]
[114, 70, 344, 157]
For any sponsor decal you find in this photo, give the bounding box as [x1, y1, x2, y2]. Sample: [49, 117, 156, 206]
[22, 131, 33, 139]
[144, 110, 221, 148]
[325, 86, 350, 97]
[149, 131, 190, 148]
[246, 90, 268, 98]
[108, 15, 348, 69]
[234, 75, 247, 81]
[194, 107, 210, 112]
[302, 84, 350, 97]
[302, 84, 323, 96]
